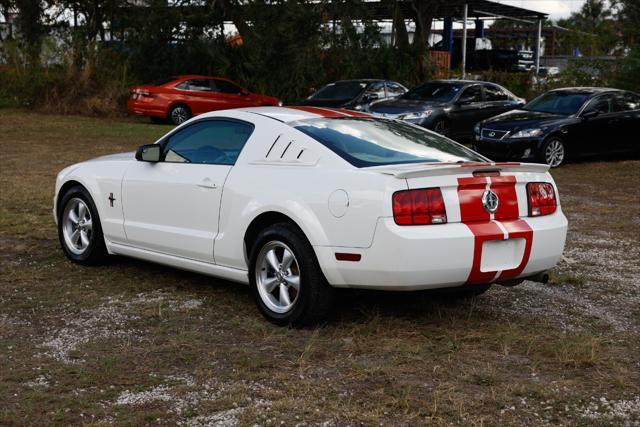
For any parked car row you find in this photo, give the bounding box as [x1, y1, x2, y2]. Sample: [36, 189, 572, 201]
[128, 75, 639, 167]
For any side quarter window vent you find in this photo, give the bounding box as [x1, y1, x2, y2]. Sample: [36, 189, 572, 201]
[280, 141, 293, 158]
[265, 134, 282, 158]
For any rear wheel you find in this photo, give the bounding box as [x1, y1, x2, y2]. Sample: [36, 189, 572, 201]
[168, 104, 191, 125]
[249, 223, 334, 326]
[57, 186, 108, 265]
[540, 137, 566, 167]
[432, 118, 451, 137]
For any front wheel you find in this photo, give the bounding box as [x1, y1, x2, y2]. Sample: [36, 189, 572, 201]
[249, 223, 334, 326]
[57, 186, 108, 265]
[540, 137, 566, 167]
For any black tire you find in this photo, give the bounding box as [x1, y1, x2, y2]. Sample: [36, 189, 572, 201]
[432, 118, 451, 137]
[168, 104, 191, 125]
[249, 223, 335, 326]
[539, 136, 566, 167]
[57, 185, 108, 265]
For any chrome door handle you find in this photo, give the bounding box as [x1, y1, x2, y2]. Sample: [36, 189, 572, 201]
[197, 178, 218, 189]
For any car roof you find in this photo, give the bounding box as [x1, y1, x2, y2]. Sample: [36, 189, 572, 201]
[174, 75, 229, 81]
[208, 106, 372, 124]
[548, 87, 623, 95]
[333, 79, 385, 83]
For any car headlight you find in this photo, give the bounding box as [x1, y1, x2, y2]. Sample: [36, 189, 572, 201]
[277, 100, 283, 107]
[401, 110, 432, 120]
[510, 128, 543, 138]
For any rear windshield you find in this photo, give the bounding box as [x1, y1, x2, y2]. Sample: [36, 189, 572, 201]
[294, 117, 486, 167]
[310, 81, 368, 101]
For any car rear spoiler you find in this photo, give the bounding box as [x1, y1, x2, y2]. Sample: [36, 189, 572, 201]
[366, 162, 550, 179]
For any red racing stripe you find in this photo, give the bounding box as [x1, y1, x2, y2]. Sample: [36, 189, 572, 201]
[465, 221, 505, 284]
[497, 219, 533, 280]
[458, 175, 532, 285]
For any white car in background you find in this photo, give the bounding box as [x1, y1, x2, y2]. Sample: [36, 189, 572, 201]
[53, 106, 568, 325]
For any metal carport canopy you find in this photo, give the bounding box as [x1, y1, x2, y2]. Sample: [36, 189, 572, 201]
[354, 0, 548, 21]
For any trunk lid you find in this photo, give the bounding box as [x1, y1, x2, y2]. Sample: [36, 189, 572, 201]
[369, 162, 551, 223]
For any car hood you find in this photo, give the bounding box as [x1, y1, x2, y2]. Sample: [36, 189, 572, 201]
[297, 98, 351, 108]
[88, 152, 136, 162]
[369, 99, 448, 114]
[481, 109, 574, 131]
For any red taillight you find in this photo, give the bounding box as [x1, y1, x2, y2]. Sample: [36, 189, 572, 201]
[392, 188, 447, 225]
[527, 182, 557, 216]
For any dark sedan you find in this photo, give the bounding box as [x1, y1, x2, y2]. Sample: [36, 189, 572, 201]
[299, 79, 407, 111]
[367, 80, 524, 140]
[473, 88, 640, 167]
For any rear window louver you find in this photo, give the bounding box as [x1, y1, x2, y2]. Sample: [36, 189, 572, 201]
[253, 134, 318, 166]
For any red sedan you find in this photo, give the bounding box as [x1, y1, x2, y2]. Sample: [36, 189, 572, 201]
[127, 75, 281, 125]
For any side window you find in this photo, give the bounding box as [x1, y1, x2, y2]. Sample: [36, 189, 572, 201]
[460, 85, 483, 102]
[188, 79, 213, 92]
[614, 93, 640, 112]
[215, 79, 243, 94]
[364, 82, 386, 99]
[584, 95, 614, 114]
[386, 82, 406, 98]
[484, 84, 508, 101]
[163, 120, 254, 165]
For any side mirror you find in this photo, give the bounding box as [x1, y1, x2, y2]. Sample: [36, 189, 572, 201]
[136, 144, 161, 162]
[581, 110, 599, 120]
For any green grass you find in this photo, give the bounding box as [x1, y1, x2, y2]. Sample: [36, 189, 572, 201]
[1, 110, 639, 425]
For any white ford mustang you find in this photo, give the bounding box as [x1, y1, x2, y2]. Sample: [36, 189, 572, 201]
[54, 106, 568, 325]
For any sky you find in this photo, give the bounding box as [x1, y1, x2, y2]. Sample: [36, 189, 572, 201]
[495, 0, 587, 20]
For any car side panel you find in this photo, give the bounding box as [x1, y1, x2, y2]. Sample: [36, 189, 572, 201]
[210, 112, 406, 271]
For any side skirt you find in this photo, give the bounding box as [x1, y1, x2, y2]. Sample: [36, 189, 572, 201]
[106, 240, 250, 285]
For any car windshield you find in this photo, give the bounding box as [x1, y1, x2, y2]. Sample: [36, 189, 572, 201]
[402, 83, 462, 102]
[294, 117, 486, 168]
[523, 91, 590, 115]
[310, 81, 368, 101]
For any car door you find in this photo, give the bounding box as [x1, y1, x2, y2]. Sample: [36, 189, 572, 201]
[122, 119, 254, 263]
[449, 84, 485, 138]
[482, 84, 519, 118]
[212, 79, 256, 109]
[578, 94, 620, 153]
[612, 92, 640, 151]
[174, 79, 220, 115]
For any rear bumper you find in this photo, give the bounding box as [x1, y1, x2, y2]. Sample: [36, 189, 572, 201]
[315, 213, 567, 290]
[127, 99, 167, 118]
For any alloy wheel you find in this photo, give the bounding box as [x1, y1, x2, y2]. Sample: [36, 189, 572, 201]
[62, 198, 93, 255]
[171, 106, 189, 125]
[544, 139, 565, 167]
[255, 241, 301, 314]
[434, 120, 450, 136]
